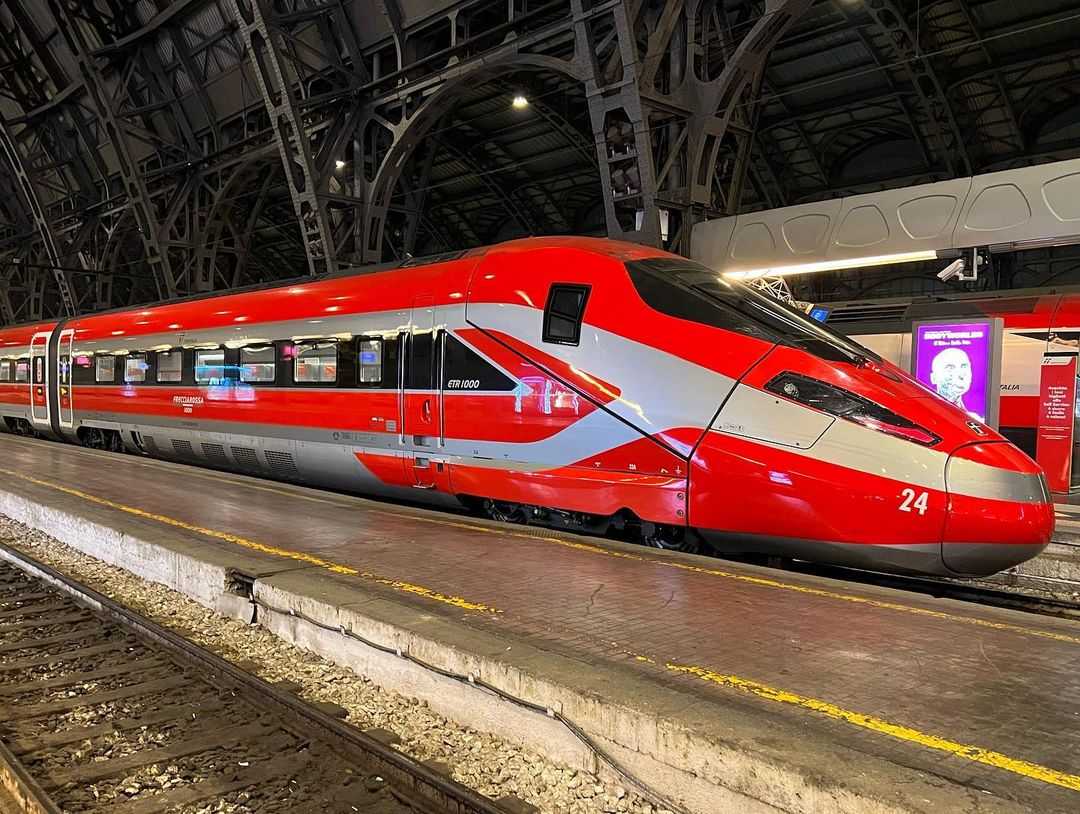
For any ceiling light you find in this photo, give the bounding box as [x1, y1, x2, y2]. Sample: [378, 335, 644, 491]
[723, 250, 939, 281]
[512, 95, 528, 109]
[335, 159, 346, 170]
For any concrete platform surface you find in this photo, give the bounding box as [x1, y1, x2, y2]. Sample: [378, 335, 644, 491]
[0, 433, 1079, 814]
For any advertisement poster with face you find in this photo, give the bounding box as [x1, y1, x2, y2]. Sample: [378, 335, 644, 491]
[913, 322, 992, 422]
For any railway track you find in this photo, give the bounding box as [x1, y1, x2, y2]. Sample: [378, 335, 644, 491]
[0, 544, 512, 814]
[779, 559, 1080, 621]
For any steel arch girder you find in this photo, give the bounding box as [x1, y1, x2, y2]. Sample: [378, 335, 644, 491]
[230, 0, 340, 278]
[46, 0, 181, 301]
[0, 120, 77, 317]
[687, 0, 816, 210]
[860, 0, 972, 177]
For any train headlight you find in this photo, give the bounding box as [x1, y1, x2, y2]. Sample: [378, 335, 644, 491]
[766, 372, 941, 447]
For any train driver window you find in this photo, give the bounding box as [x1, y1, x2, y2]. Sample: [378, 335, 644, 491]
[543, 284, 590, 346]
[96, 355, 116, 383]
[357, 338, 382, 386]
[15, 359, 28, 382]
[240, 345, 275, 383]
[196, 349, 226, 384]
[124, 355, 147, 383]
[157, 350, 182, 383]
[294, 341, 338, 383]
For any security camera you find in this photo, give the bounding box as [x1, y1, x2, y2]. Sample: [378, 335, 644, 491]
[937, 258, 965, 281]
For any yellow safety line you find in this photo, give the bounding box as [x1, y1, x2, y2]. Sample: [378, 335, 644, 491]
[667, 661, 1080, 793]
[0, 466, 499, 615]
[380, 511, 1080, 646]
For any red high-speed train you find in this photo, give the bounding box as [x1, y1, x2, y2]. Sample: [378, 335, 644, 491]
[0, 237, 1053, 576]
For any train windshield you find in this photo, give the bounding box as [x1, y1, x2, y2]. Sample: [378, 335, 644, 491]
[627, 258, 881, 364]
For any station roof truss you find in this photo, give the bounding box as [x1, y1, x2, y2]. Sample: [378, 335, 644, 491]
[0, 0, 1077, 323]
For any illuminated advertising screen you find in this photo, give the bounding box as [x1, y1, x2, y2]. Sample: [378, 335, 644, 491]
[911, 318, 1003, 428]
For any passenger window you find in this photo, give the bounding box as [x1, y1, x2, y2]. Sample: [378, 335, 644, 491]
[294, 342, 337, 383]
[124, 355, 147, 383]
[543, 284, 590, 345]
[196, 349, 226, 384]
[96, 355, 116, 383]
[156, 350, 183, 383]
[356, 338, 383, 386]
[15, 359, 28, 383]
[240, 345, 275, 383]
[0, 360, 9, 381]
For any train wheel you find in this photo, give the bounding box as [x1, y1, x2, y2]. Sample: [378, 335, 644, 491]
[643, 525, 701, 554]
[105, 430, 124, 453]
[12, 419, 36, 437]
[483, 499, 530, 525]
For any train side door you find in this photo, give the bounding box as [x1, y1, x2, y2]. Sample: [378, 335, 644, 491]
[58, 329, 74, 428]
[402, 296, 441, 487]
[29, 331, 50, 427]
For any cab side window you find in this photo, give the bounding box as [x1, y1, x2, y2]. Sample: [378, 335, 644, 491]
[543, 284, 590, 346]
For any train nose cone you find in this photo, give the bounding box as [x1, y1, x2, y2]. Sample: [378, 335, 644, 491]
[942, 442, 1054, 576]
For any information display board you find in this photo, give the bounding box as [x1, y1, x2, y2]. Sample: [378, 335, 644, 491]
[1036, 353, 1079, 494]
[910, 317, 1003, 429]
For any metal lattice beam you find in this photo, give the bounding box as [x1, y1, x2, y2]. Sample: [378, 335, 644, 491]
[0, 119, 76, 317]
[230, 0, 340, 277]
[853, 0, 971, 176]
[47, 0, 181, 300]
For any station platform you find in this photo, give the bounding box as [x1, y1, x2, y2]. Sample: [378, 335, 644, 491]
[0, 433, 1078, 814]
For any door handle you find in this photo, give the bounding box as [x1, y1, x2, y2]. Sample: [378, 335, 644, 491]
[422, 398, 432, 421]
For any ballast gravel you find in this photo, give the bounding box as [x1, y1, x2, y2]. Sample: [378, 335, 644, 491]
[0, 516, 673, 814]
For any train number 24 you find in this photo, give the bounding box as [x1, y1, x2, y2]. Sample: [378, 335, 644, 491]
[899, 488, 929, 515]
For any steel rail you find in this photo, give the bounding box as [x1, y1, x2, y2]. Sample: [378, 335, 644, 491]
[777, 559, 1080, 621]
[0, 541, 512, 814]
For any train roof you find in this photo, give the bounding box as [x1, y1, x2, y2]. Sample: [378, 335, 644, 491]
[0, 237, 674, 332]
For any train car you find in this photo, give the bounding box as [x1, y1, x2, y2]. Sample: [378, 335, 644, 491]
[0, 237, 1054, 577]
[828, 289, 1080, 457]
[0, 320, 60, 438]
